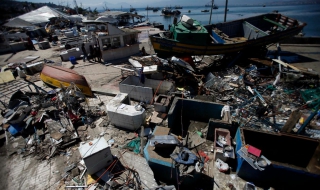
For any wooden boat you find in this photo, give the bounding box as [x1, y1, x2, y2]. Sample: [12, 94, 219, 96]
[129, 5, 136, 12]
[149, 13, 306, 57]
[40, 65, 93, 97]
[205, 2, 218, 9]
[161, 8, 181, 16]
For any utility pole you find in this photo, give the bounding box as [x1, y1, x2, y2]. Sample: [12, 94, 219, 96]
[224, 0, 228, 22]
[209, 0, 214, 24]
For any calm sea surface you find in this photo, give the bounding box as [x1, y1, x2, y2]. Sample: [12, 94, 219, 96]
[108, 4, 320, 37]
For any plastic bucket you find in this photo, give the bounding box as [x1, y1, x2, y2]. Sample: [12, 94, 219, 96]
[69, 56, 76, 64]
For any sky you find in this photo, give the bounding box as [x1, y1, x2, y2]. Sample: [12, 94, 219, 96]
[16, 0, 284, 9]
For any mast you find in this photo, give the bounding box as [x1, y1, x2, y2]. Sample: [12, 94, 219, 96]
[224, 0, 229, 22]
[73, 0, 79, 15]
[209, 0, 214, 24]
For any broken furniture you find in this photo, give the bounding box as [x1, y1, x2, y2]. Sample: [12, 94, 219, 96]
[106, 93, 146, 130]
[119, 75, 175, 103]
[235, 127, 320, 189]
[154, 94, 172, 112]
[60, 47, 82, 61]
[37, 41, 50, 49]
[23, 61, 44, 75]
[78, 137, 113, 175]
[168, 97, 226, 137]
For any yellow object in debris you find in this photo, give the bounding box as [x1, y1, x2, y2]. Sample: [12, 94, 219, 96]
[0, 71, 15, 84]
[86, 174, 95, 185]
[299, 117, 304, 125]
[177, 87, 184, 91]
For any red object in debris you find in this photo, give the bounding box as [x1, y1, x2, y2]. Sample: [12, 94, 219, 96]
[68, 109, 79, 121]
[51, 96, 57, 101]
[31, 111, 37, 116]
[179, 55, 196, 68]
[247, 145, 261, 157]
[198, 150, 209, 162]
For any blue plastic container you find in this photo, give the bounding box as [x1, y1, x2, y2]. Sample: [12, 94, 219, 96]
[69, 56, 76, 64]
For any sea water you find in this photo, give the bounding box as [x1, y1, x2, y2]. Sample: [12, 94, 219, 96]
[107, 4, 320, 37]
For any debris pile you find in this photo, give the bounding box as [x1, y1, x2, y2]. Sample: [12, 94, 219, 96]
[1, 83, 105, 158]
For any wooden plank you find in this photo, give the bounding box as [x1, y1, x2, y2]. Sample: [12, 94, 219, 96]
[281, 109, 302, 133]
[248, 57, 273, 67]
[153, 126, 170, 136]
[307, 143, 320, 175]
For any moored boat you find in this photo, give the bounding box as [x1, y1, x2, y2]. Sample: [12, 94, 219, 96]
[161, 8, 181, 16]
[205, 2, 218, 9]
[201, 10, 209, 12]
[40, 65, 93, 97]
[129, 5, 136, 12]
[149, 13, 306, 57]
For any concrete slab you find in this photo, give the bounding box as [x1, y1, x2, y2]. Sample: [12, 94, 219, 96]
[268, 44, 320, 73]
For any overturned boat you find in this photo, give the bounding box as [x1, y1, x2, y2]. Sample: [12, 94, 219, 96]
[40, 65, 93, 97]
[150, 13, 306, 57]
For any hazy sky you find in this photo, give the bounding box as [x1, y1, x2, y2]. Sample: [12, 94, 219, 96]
[17, 0, 277, 9]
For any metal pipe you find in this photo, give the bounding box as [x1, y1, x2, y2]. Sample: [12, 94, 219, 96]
[224, 0, 229, 22]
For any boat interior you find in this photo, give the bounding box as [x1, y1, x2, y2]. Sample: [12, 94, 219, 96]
[208, 14, 301, 44]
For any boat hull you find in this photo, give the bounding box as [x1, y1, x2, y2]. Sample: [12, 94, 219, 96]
[40, 65, 93, 97]
[150, 13, 306, 57]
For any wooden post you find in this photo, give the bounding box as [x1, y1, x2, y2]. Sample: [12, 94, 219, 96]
[224, 0, 229, 22]
[140, 125, 145, 155]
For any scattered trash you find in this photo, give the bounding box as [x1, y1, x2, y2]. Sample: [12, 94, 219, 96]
[215, 158, 229, 172]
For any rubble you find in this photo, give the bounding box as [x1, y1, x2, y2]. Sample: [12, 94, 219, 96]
[0, 14, 320, 190]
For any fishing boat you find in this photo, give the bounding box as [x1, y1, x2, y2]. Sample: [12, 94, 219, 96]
[201, 10, 209, 12]
[205, 2, 218, 9]
[174, 5, 183, 9]
[129, 5, 136, 12]
[145, 6, 154, 10]
[161, 8, 181, 16]
[40, 65, 93, 97]
[149, 13, 306, 57]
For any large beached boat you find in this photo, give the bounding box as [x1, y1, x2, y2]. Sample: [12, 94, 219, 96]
[149, 13, 306, 57]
